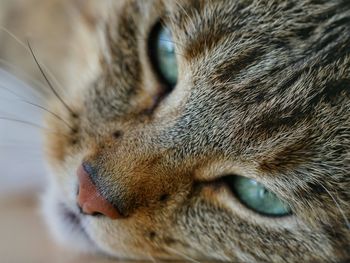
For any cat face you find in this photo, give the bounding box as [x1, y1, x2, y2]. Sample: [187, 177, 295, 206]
[42, 0, 350, 262]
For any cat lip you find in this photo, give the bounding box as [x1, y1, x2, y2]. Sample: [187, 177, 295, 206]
[58, 202, 93, 243]
[59, 202, 82, 227]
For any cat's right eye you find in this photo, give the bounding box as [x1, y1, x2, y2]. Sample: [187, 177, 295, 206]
[225, 175, 292, 217]
[148, 23, 178, 87]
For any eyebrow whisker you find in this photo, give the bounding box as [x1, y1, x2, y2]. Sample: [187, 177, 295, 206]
[320, 183, 350, 230]
[0, 27, 67, 95]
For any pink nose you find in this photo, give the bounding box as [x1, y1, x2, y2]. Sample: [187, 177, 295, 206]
[77, 164, 120, 219]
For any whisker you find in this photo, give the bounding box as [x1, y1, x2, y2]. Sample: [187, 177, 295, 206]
[0, 86, 73, 129]
[0, 116, 68, 136]
[164, 247, 201, 263]
[320, 183, 350, 230]
[0, 148, 43, 157]
[0, 116, 45, 129]
[0, 84, 29, 98]
[0, 26, 29, 52]
[0, 27, 68, 94]
[21, 99, 73, 129]
[23, 101, 72, 128]
[26, 40, 77, 117]
[0, 144, 42, 150]
[33, 58, 67, 97]
[174, 2, 197, 32]
[2, 138, 41, 144]
[0, 58, 48, 97]
[147, 253, 158, 263]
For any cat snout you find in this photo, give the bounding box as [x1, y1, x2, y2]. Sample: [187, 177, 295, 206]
[76, 163, 121, 219]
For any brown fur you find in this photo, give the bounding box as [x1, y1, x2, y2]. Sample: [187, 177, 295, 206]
[1, 0, 349, 262]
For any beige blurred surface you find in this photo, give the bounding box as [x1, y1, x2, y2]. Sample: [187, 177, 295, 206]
[0, 70, 122, 263]
[0, 70, 133, 262]
[0, 194, 121, 263]
[0, 0, 140, 259]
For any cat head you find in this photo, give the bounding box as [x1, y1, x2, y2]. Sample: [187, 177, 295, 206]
[42, 0, 350, 261]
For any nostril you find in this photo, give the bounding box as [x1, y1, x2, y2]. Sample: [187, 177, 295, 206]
[91, 212, 104, 217]
[76, 163, 121, 219]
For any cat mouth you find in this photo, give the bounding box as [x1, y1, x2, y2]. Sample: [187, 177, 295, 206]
[59, 203, 83, 228]
[58, 202, 95, 246]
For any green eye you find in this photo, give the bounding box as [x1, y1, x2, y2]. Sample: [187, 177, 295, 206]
[149, 24, 178, 86]
[227, 176, 292, 217]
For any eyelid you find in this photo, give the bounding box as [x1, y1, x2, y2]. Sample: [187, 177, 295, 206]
[193, 160, 257, 182]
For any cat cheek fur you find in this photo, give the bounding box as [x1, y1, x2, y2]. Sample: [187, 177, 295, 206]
[37, 0, 350, 262]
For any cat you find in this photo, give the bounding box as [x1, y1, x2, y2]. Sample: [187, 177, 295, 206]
[1, 0, 349, 262]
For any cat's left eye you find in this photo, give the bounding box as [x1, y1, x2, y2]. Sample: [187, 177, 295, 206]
[225, 175, 292, 217]
[149, 24, 178, 87]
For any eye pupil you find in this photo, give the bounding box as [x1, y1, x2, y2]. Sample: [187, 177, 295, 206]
[226, 175, 292, 217]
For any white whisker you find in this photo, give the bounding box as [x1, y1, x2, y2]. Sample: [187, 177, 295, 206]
[0, 86, 73, 129]
[0, 58, 47, 97]
[0, 27, 66, 95]
[165, 246, 201, 263]
[320, 183, 350, 230]
[147, 253, 158, 263]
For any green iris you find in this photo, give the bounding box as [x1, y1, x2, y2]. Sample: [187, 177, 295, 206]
[229, 176, 291, 216]
[153, 26, 178, 86]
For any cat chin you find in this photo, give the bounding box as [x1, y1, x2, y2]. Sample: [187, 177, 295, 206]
[41, 176, 161, 260]
[41, 185, 143, 260]
[41, 187, 98, 253]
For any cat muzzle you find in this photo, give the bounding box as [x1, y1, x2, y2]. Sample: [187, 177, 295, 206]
[77, 163, 121, 219]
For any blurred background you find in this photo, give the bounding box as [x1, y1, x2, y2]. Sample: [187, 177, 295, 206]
[0, 0, 119, 262]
